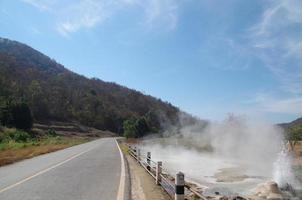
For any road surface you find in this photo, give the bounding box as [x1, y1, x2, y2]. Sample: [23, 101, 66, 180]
[0, 137, 123, 200]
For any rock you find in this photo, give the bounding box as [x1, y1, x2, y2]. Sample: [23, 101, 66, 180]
[267, 193, 284, 200]
[232, 196, 247, 200]
[252, 181, 289, 200]
[215, 195, 247, 200]
[267, 181, 281, 193]
[188, 192, 198, 199]
[203, 187, 239, 198]
[282, 183, 296, 196]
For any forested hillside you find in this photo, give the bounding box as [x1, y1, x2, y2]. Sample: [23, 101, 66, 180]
[0, 37, 180, 135]
[279, 117, 302, 142]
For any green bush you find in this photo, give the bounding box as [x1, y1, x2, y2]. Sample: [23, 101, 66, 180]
[11, 102, 33, 130]
[287, 127, 302, 141]
[8, 130, 31, 142]
[46, 129, 57, 136]
[0, 100, 33, 131]
[123, 117, 151, 138]
[0, 131, 10, 143]
[123, 119, 137, 138]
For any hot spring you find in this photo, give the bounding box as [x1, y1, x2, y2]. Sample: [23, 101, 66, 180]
[137, 116, 302, 198]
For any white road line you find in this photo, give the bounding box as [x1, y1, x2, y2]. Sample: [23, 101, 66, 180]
[116, 139, 126, 200]
[0, 147, 94, 194]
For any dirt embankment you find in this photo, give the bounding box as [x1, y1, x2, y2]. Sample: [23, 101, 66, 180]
[33, 121, 116, 138]
[292, 141, 302, 167]
[0, 122, 117, 167]
[0, 139, 83, 166]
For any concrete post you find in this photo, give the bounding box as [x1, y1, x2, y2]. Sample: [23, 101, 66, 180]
[175, 172, 185, 200]
[134, 146, 137, 159]
[156, 161, 162, 185]
[137, 149, 141, 163]
[147, 152, 151, 171]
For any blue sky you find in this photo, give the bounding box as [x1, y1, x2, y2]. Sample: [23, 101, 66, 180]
[1, 0, 302, 123]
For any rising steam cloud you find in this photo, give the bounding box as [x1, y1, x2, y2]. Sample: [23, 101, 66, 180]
[176, 114, 284, 173]
[140, 113, 289, 194]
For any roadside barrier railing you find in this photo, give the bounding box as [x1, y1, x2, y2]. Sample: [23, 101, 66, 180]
[126, 144, 208, 200]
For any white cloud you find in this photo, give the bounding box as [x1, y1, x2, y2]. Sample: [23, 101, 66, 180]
[29, 27, 42, 35]
[56, 0, 115, 36]
[22, 0, 181, 36]
[250, 0, 302, 94]
[0, 8, 10, 24]
[266, 97, 302, 115]
[248, 93, 302, 116]
[199, 37, 252, 71]
[142, 0, 179, 31]
[21, 0, 57, 11]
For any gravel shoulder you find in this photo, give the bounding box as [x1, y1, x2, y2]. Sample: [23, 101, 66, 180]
[124, 151, 171, 200]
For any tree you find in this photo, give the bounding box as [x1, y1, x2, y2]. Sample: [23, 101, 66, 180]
[123, 116, 153, 138]
[0, 100, 33, 131]
[123, 119, 137, 138]
[144, 110, 161, 133]
[11, 102, 33, 130]
[135, 117, 150, 137]
[28, 80, 49, 120]
[287, 127, 302, 150]
[0, 99, 14, 127]
[0, 38, 181, 134]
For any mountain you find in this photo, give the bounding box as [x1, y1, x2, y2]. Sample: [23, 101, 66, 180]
[279, 118, 302, 129]
[278, 117, 302, 141]
[0, 37, 180, 134]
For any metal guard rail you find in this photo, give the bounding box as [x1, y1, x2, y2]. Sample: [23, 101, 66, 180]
[126, 144, 208, 200]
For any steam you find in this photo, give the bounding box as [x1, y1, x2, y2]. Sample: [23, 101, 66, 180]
[168, 114, 285, 173]
[139, 113, 293, 194]
[273, 143, 296, 188]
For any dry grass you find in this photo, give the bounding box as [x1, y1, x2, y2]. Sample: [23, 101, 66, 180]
[293, 141, 302, 167]
[118, 141, 130, 155]
[125, 138, 140, 144]
[293, 141, 302, 154]
[0, 136, 91, 167]
[0, 144, 69, 166]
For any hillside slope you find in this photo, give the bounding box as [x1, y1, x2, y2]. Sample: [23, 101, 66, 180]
[0, 37, 180, 134]
[279, 117, 302, 141]
[279, 118, 302, 129]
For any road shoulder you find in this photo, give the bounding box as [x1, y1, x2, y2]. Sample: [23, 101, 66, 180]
[124, 148, 171, 200]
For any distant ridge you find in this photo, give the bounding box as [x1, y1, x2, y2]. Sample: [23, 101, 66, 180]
[278, 117, 302, 141]
[278, 117, 302, 129]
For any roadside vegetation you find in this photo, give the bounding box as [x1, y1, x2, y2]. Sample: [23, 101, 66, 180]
[123, 111, 161, 138]
[281, 118, 302, 151]
[0, 126, 90, 166]
[287, 126, 302, 151]
[0, 98, 90, 166]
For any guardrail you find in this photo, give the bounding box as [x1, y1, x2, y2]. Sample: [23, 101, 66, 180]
[126, 144, 208, 200]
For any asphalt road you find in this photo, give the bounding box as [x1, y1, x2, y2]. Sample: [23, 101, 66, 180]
[0, 137, 122, 200]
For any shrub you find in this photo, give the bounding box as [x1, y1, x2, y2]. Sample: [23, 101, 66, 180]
[46, 129, 57, 136]
[11, 102, 33, 130]
[8, 130, 31, 142]
[0, 100, 33, 131]
[0, 131, 10, 143]
[123, 117, 151, 138]
[123, 119, 137, 138]
[135, 117, 150, 137]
